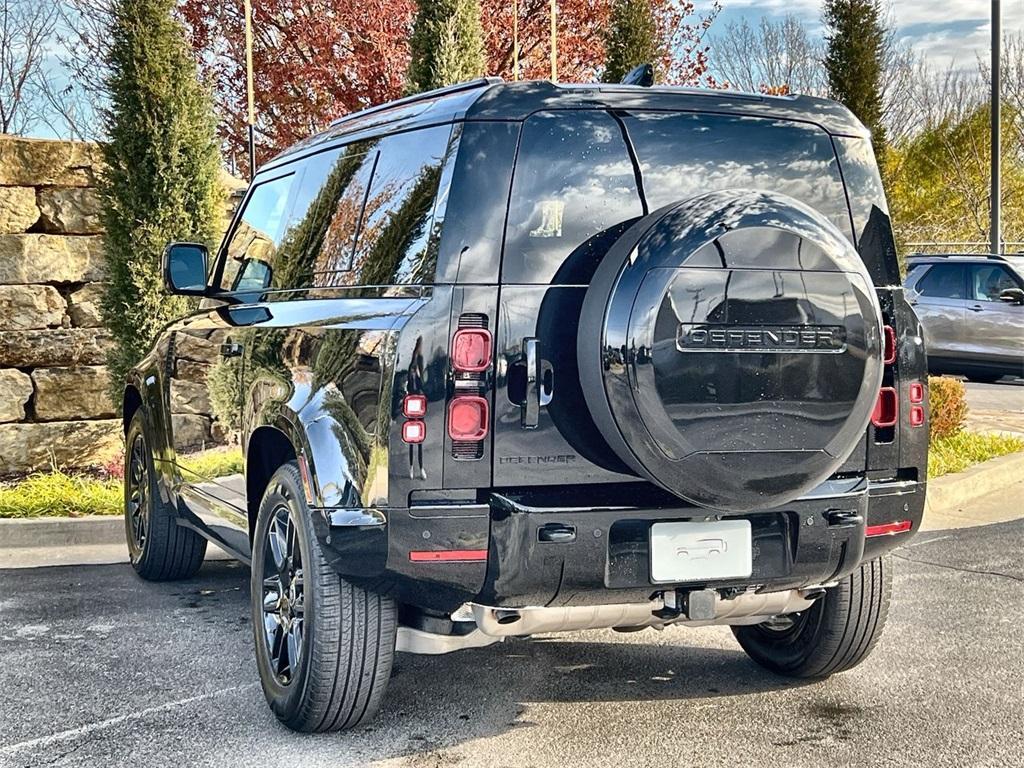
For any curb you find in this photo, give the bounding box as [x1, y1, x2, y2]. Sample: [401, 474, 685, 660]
[2, 452, 1022, 552]
[925, 450, 1024, 514]
[0, 516, 124, 549]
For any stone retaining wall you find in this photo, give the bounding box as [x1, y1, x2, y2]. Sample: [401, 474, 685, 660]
[0, 135, 241, 476]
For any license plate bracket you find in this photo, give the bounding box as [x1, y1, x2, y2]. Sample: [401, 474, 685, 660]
[649, 520, 752, 583]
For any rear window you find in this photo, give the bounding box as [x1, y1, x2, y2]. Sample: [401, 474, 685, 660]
[502, 109, 855, 285]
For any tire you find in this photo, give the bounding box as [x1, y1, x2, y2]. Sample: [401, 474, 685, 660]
[124, 410, 206, 581]
[732, 557, 891, 678]
[251, 461, 397, 733]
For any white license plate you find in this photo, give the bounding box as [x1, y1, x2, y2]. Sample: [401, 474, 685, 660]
[649, 520, 752, 583]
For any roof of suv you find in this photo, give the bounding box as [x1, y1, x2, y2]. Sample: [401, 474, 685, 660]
[906, 253, 1024, 277]
[266, 78, 869, 170]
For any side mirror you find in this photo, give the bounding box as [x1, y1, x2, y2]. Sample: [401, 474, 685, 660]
[998, 287, 1024, 305]
[163, 242, 209, 295]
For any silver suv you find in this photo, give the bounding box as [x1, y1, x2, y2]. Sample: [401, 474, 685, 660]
[905, 254, 1024, 382]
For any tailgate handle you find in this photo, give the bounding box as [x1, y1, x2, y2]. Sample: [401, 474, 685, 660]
[521, 338, 554, 429]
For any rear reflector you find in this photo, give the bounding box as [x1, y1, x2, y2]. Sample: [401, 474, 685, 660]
[909, 405, 925, 427]
[402, 420, 425, 444]
[403, 394, 427, 418]
[409, 549, 488, 562]
[909, 382, 924, 403]
[448, 395, 489, 441]
[883, 325, 897, 365]
[872, 387, 898, 428]
[866, 520, 912, 537]
[451, 329, 492, 372]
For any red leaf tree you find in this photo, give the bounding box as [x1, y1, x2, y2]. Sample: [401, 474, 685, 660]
[180, 0, 717, 172]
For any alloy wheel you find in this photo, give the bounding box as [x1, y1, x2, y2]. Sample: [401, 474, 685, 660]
[261, 505, 305, 685]
[126, 433, 149, 553]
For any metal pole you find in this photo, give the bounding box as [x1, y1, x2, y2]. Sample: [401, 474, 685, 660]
[550, 0, 557, 82]
[513, 0, 519, 81]
[991, 0, 1001, 255]
[244, 0, 257, 179]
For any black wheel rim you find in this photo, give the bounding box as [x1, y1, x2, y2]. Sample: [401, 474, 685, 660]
[261, 505, 305, 685]
[126, 433, 149, 553]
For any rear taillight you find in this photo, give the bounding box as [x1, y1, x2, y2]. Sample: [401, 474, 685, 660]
[871, 387, 898, 428]
[448, 396, 489, 441]
[882, 325, 897, 365]
[908, 380, 925, 427]
[451, 329, 492, 372]
[403, 394, 427, 418]
[402, 420, 426, 444]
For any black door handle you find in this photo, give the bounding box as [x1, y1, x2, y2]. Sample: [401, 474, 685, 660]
[220, 341, 244, 358]
[968, 305, 984, 313]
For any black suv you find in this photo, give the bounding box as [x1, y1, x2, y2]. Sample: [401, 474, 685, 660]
[124, 78, 928, 732]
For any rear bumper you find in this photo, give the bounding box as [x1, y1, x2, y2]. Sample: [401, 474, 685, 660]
[313, 475, 926, 613]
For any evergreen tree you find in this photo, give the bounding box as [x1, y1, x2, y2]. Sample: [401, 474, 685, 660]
[407, 0, 486, 93]
[823, 0, 887, 161]
[99, 0, 222, 406]
[602, 0, 661, 84]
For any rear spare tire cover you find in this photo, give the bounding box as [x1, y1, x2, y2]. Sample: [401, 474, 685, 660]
[579, 190, 883, 512]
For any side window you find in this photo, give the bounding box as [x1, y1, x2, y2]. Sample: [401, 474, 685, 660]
[504, 110, 643, 284]
[220, 172, 298, 292]
[970, 264, 1021, 301]
[916, 264, 967, 299]
[339, 124, 452, 287]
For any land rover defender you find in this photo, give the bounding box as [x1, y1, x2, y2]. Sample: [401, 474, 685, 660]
[123, 78, 928, 732]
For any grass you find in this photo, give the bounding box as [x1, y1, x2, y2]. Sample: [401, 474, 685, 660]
[1, 432, 1021, 518]
[928, 431, 1024, 479]
[0, 470, 121, 519]
[178, 446, 244, 478]
[0, 447, 244, 519]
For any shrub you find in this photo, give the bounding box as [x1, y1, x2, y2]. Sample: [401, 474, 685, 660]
[927, 375, 968, 439]
[100, 0, 222, 408]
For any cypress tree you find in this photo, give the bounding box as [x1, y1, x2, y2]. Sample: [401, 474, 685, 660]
[100, 0, 222, 405]
[823, 0, 887, 161]
[602, 0, 661, 84]
[407, 0, 486, 94]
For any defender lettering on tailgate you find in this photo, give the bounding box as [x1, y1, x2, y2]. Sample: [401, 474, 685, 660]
[676, 325, 847, 353]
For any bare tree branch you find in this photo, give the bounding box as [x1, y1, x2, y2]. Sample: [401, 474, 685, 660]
[0, 0, 58, 135]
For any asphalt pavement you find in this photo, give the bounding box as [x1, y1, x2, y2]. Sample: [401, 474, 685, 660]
[1, 509, 1023, 768]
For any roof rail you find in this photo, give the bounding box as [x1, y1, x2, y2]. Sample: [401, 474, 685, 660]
[328, 77, 503, 129]
[907, 253, 1008, 262]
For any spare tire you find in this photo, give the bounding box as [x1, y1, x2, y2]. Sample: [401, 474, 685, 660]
[578, 190, 883, 512]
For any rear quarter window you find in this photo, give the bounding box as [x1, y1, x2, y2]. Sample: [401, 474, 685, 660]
[503, 110, 643, 284]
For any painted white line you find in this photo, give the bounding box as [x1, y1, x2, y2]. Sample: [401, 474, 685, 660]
[0, 683, 259, 755]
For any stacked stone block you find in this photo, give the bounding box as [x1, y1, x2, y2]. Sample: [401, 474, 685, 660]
[0, 137, 119, 474]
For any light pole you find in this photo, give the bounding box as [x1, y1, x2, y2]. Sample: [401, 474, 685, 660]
[513, 0, 520, 81]
[244, 0, 256, 179]
[991, 0, 1001, 255]
[550, 0, 557, 82]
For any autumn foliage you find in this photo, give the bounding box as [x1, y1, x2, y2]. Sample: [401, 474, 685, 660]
[179, 0, 718, 172]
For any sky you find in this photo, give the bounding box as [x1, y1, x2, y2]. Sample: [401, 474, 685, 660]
[25, 1, 1023, 140]
[703, 0, 1024, 72]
